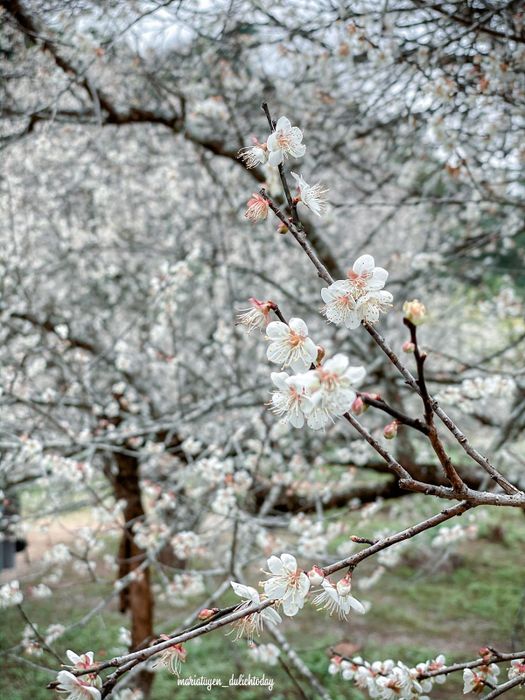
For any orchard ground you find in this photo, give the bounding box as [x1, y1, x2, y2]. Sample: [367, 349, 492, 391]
[1, 498, 524, 700]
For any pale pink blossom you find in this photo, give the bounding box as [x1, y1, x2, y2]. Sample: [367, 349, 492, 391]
[237, 298, 273, 333]
[245, 194, 269, 223]
[266, 116, 306, 166]
[263, 553, 310, 616]
[55, 671, 101, 700]
[291, 172, 328, 216]
[266, 317, 317, 372]
[269, 372, 311, 428]
[230, 581, 281, 639]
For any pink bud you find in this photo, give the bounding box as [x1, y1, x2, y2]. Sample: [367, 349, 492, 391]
[383, 420, 399, 439]
[402, 341, 415, 353]
[307, 565, 325, 586]
[197, 608, 218, 620]
[351, 395, 366, 415]
[336, 574, 352, 596]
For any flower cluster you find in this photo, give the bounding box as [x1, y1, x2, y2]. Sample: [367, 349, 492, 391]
[463, 663, 500, 693]
[248, 642, 280, 666]
[270, 352, 366, 431]
[322, 255, 392, 329]
[329, 654, 447, 699]
[508, 658, 525, 680]
[0, 580, 23, 608]
[240, 116, 306, 169]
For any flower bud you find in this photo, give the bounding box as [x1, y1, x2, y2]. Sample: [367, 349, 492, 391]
[403, 299, 426, 325]
[198, 608, 219, 620]
[277, 223, 289, 235]
[315, 345, 326, 365]
[351, 395, 366, 415]
[402, 340, 415, 353]
[307, 565, 325, 586]
[336, 574, 352, 596]
[383, 420, 399, 440]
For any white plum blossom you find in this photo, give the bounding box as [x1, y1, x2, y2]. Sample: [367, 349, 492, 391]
[322, 255, 392, 329]
[230, 581, 282, 640]
[66, 650, 96, 669]
[239, 140, 269, 169]
[249, 642, 280, 666]
[152, 637, 187, 676]
[313, 576, 365, 620]
[0, 580, 23, 608]
[463, 664, 500, 694]
[55, 671, 101, 700]
[30, 583, 52, 599]
[237, 298, 273, 333]
[508, 659, 525, 680]
[301, 354, 366, 430]
[291, 172, 328, 216]
[263, 553, 310, 616]
[266, 318, 317, 372]
[269, 372, 311, 428]
[266, 116, 306, 166]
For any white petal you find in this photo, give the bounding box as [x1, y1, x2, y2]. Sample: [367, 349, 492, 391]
[344, 366, 366, 385]
[344, 312, 361, 329]
[231, 581, 259, 603]
[368, 267, 388, 290]
[289, 410, 304, 428]
[288, 317, 308, 336]
[323, 353, 348, 374]
[267, 556, 285, 575]
[266, 321, 289, 339]
[348, 596, 366, 614]
[266, 132, 279, 151]
[264, 579, 287, 600]
[282, 598, 299, 617]
[267, 343, 288, 365]
[268, 150, 283, 166]
[271, 372, 290, 391]
[280, 553, 298, 573]
[353, 254, 375, 275]
[276, 116, 291, 132]
[66, 650, 81, 665]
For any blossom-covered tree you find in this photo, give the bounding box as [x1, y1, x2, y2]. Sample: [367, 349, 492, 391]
[0, 1, 524, 698]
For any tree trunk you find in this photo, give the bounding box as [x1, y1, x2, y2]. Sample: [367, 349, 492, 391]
[113, 451, 155, 698]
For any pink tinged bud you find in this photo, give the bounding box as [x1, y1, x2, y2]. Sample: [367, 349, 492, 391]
[402, 341, 415, 353]
[336, 574, 352, 596]
[198, 608, 218, 620]
[308, 566, 325, 586]
[383, 420, 399, 439]
[245, 194, 269, 223]
[351, 395, 366, 415]
[403, 299, 427, 325]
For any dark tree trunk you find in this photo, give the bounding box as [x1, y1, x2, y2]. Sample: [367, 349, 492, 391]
[113, 452, 155, 698]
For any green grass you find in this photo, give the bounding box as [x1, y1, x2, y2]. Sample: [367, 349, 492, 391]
[1, 503, 524, 699]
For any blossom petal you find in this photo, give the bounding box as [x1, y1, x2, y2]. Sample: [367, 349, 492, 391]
[276, 116, 291, 132]
[266, 555, 285, 575]
[352, 254, 375, 275]
[266, 321, 289, 339]
[280, 553, 298, 574]
[288, 317, 308, 336]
